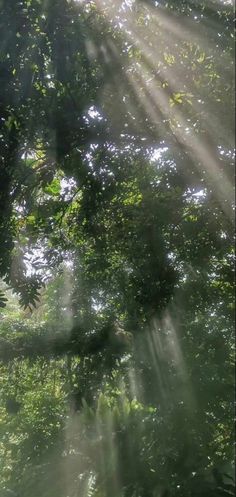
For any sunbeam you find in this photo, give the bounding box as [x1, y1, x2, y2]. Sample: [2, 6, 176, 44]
[94, 0, 234, 220]
[0, 1, 234, 495]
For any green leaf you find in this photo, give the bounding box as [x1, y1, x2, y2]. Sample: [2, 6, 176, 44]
[44, 179, 61, 196]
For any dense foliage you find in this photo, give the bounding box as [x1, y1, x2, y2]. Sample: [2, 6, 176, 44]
[0, 0, 234, 496]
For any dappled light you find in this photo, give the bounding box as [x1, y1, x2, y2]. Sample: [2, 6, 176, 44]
[0, 0, 234, 496]
[95, 0, 234, 219]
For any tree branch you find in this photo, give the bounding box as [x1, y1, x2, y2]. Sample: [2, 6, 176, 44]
[0, 324, 112, 363]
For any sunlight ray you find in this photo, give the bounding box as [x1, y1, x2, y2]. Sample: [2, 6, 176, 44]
[94, 0, 234, 220]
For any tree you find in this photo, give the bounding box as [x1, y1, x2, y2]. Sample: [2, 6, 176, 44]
[0, 0, 234, 496]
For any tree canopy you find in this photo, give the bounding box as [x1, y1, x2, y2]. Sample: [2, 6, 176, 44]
[0, 1, 234, 496]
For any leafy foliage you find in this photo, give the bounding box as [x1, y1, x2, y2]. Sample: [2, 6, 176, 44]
[0, 0, 234, 496]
